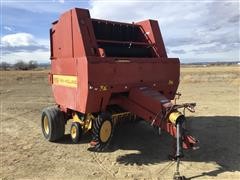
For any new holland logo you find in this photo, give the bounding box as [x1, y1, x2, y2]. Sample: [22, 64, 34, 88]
[53, 75, 77, 88]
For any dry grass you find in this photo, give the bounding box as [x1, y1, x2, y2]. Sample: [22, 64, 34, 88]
[180, 65, 240, 84]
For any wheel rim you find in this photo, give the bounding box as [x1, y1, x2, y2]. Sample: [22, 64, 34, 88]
[71, 125, 77, 139]
[43, 116, 49, 135]
[100, 120, 112, 143]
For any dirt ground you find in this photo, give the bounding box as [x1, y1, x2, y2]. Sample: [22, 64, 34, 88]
[0, 65, 239, 179]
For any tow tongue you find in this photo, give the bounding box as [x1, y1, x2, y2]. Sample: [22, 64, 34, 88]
[113, 87, 199, 179]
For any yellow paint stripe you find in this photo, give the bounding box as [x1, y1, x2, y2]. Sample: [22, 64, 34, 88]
[53, 75, 77, 88]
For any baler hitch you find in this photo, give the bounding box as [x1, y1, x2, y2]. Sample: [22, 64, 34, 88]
[150, 104, 198, 180]
[167, 105, 198, 180]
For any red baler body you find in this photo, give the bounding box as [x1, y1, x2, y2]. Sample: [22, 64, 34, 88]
[50, 8, 179, 114]
[49, 8, 197, 150]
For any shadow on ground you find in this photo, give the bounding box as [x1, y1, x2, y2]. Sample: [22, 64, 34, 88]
[111, 116, 240, 179]
[55, 116, 240, 179]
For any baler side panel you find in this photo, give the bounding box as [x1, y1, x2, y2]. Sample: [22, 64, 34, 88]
[50, 10, 80, 111]
[72, 8, 99, 57]
[51, 11, 73, 58]
[50, 10, 77, 110]
[76, 57, 89, 113]
[72, 8, 104, 113]
[51, 58, 77, 110]
[50, 8, 99, 113]
[136, 20, 167, 58]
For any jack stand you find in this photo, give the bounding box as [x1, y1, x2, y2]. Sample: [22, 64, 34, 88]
[173, 119, 186, 180]
[173, 158, 186, 180]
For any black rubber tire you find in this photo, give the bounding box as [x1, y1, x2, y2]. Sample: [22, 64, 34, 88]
[70, 122, 83, 143]
[92, 113, 113, 152]
[41, 106, 65, 142]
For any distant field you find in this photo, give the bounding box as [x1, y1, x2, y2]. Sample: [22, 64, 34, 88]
[0, 65, 239, 179]
[181, 65, 239, 84]
[1, 64, 239, 83]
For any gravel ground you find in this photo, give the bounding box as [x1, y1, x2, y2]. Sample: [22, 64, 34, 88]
[0, 66, 239, 179]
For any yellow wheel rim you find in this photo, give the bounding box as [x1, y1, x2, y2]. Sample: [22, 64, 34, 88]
[43, 116, 49, 135]
[100, 121, 112, 143]
[71, 125, 77, 139]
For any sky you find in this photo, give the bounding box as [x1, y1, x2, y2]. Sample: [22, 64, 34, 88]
[0, 0, 239, 64]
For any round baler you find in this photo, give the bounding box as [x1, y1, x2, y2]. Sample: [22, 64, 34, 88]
[41, 8, 198, 179]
